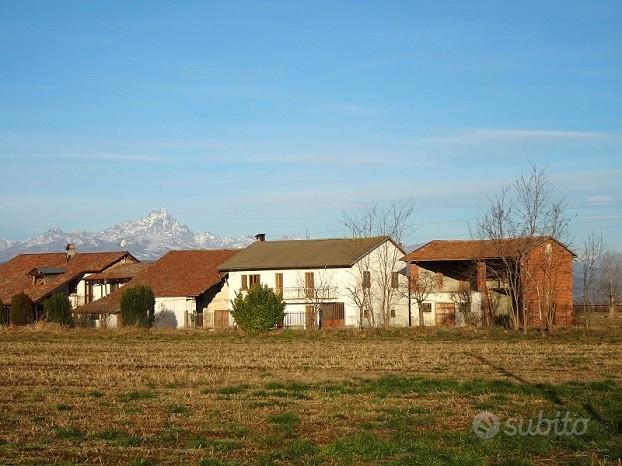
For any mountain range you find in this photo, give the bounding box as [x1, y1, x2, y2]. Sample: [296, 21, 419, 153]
[0, 209, 256, 261]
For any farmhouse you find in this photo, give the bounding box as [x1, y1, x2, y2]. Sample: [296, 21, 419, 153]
[77, 249, 238, 328]
[0, 244, 138, 322]
[217, 235, 409, 329]
[401, 236, 575, 328]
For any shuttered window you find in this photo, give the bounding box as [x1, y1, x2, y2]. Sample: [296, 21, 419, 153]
[275, 273, 283, 294]
[391, 272, 399, 289]
[249, 274, 260, 288]
[241, 275, 248, 290]
[362, 271, 371, 289]
[305, 272, 314, 289]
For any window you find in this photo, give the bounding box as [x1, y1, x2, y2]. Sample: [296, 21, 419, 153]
[305, 272, 314, 298]
[85, 282, 93, 304]
[241, 275, 248, 290]
[390, 309, 396, 318]
[363, 309, 369, 318]
[275, 273, 283, 293]
[362, 271, 371, 289]
[391, 272, 399, 289]
[421, 302, 432, 313]
[110, 282, 119, 293]
[249, 274, 260, 288]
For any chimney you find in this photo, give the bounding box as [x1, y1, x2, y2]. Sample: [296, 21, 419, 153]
[255, 233, 266, 242]
[65, 243, 76, 261]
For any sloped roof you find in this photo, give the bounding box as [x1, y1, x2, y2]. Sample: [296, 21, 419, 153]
[85, 262, 150, 281]
[218, 236, 395, 271]
[77, 249, 238, 314]
[402, 236, 574, 262]
[0, 251, 135, 305]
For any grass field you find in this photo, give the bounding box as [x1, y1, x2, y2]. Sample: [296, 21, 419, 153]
[1, 324, 621, 465]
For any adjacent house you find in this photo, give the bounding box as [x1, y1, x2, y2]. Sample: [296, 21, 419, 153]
[0, 244, 138, 323]
[217, 235, 409, 329]
[82, 262, 151, 303]
[77, 249, 238, 328]
[401, 236, 575, 328]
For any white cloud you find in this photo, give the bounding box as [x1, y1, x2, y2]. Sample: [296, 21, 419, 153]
[1, 153, 161, 162]
[418, 128, 613, 145]
[585, 195, 617, 206]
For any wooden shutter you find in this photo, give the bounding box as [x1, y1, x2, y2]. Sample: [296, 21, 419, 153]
[241, 275, 248, 290]
[275, 273, 283, 294]
[363, 271, 371, 288]
[391, 272, 399, 289]
[305, 272, 314, 289]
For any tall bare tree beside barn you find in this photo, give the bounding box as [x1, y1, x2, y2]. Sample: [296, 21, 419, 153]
[581, 232, 604, 328]
[409, 264, 436, 328]
[475, 165, 571, 332]
[342, 200, 414, 328]
[599, 250, 622, 316]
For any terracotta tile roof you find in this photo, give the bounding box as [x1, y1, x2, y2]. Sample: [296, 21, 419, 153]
[402, 236, 575, 262]
[77, 249, 239, 314]
[218, 236, 396, 271]
[0, 251, 135, 305]
[85, 262, 150, 281]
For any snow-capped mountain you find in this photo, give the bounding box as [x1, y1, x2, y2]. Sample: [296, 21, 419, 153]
[0, 209, 255, 261]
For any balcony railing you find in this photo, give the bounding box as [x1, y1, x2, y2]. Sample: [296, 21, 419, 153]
[275, 287, 338, 301]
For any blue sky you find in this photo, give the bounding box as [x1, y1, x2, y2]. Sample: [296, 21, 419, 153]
[0, 1, 621, 248]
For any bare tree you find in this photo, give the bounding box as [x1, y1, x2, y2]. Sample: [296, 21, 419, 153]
[342, 200, 415, 328]
[409, 264, 436, 328]
[475, 164, 571, 332]
[449, 264, 480, 327]
[581, 232, 604, 328]
[599, 250, 622, 316]
[295, 269, 336, 328]
[344, 254, 376, 328]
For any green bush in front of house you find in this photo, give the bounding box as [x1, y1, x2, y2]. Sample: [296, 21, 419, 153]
[120, 284, 155, 327]
[44, 292, 73, 326]
[10, 293, 34, 326]
[231, 284, 286, 333]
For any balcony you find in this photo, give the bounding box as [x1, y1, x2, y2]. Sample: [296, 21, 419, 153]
[277, 286, 339, 301]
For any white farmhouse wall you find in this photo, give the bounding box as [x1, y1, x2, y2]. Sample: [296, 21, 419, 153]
[204, 281, 231, 328]
[225, 239, 410, 328]
[354, 240, 410, 327]
[154, 297, 197, 329]
[227, 267, 359, 326]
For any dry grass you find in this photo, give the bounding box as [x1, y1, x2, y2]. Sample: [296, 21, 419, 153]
[0, 326, 621, 465]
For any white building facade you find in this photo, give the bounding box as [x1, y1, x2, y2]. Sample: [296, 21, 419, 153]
[218, 236, 411, 329]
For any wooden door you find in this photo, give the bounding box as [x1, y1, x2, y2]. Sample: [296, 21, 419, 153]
[321, 303, 345, 328]
[214, 310, 229, 329]
[435, 303, 455, 326]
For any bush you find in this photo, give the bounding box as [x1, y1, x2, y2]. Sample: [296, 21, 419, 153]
[43, 292, 73, 326]
[153, 307, 178, 329]
[10, 293, 34, 326]
[120, 284, 155, 327]
[230, 284, 285, 333]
